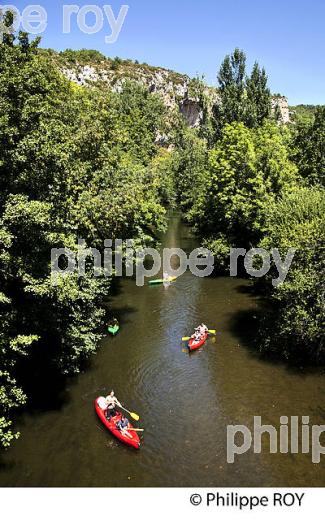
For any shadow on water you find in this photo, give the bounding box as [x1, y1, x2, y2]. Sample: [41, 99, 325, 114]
[229, 308, 261, 350]
[14, 295, 137, 415]
[234, 282, 260, 296]
[14, 345, 70, 414]
[230, 286, 325, 376]
[228, 281, 268, 357]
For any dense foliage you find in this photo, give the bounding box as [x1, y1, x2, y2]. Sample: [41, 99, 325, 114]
[0, 31, 174, 447]
[292, 107, 325, 187]
[212, 49, 271, 139]
[289, 104, 321, 124]
[176, 50, 324, 364]
[186, 122, 297, 252]
[258, 187, 324, 361]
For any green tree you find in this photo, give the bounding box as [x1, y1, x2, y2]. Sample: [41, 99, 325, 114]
[245, 63, 271, 127]
[0, 33, 170, 448]
[187, 122, 297, 268]
[174, 126, 208, 214]
[213, 48, 246, 135]
[199, 123, 294, 234]
[213, 49, 272, 138]
[257, 187, 325, 362]
[292, 107, 325, 186]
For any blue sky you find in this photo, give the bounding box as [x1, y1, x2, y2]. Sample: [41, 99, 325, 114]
[11, 0, 325, 104]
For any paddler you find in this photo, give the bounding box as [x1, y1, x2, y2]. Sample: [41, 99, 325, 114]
[105, 390, 122, 420]
[199, 323, 209, 335]
[192, 329, 201, 341]
[108, 317, 119, 328]
[116, 416, 132, 439]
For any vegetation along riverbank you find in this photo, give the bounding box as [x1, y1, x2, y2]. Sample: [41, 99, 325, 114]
[0, 20, 324, 449]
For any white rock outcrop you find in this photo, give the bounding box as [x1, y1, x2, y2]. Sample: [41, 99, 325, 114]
[61, 64, 290, 127]
[271, 96, 290, 124]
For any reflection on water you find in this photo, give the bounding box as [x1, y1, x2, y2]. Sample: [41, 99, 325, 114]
[0, 213, 324, 486]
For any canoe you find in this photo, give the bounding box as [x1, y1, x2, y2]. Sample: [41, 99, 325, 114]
[188, 332, 209, 352]
[95, 397, 140, 449]
[108, 324, 120, 336]
[148, 276, 177, 285]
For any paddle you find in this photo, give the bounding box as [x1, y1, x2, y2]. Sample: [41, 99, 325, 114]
[118, 405, 140, 422]
[113, 428, 144, 432]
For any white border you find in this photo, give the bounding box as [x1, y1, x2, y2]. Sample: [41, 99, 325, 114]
[0, 488, 324, 519]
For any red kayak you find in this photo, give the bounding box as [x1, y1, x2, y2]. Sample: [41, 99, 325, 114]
[188, 332, 209, 352]
[95, 397, 140, 449]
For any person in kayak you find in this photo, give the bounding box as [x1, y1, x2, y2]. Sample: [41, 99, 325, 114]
[192, 330, 202, 342]
[105, 390, 122, 420]
[163, 271, 170, 282]
[199, 323, 209, 335]
[116, 416, 132, 439]
[192, 324, 208, 341]
[108, 317, 119, 328]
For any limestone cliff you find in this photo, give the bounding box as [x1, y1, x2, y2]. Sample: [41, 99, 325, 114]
[272, 96, 290, 124]
[48, 50, 290, 127]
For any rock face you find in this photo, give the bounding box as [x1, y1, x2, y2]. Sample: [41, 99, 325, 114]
[271, 96, 290, 124]
[61, 61, 290, 127]
[63, 65, 99, 85]
[62, 63, 189, 105]
[62, 62, 205, 126]
[179, 98, 203, 128]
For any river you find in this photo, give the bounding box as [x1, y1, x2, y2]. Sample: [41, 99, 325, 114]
[0, 213, 324, 486]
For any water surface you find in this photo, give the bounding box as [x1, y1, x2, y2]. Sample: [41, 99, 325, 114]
[1, 214, 324, 486]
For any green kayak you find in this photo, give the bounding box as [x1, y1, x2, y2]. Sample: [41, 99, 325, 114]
[148, 276, 177, 285]
[108, 324, 120, 336]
